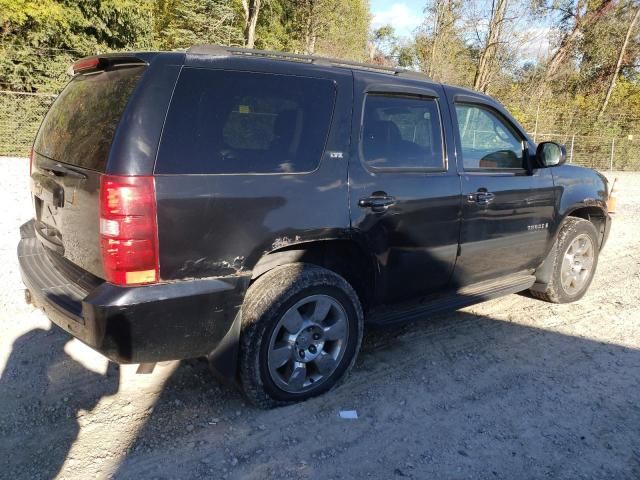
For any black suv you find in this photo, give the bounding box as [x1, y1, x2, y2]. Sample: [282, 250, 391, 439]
[19, 46, 612, 407]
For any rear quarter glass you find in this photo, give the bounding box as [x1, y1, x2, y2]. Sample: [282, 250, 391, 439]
[155, 68, 337, 174]
[34, 66, 145, 172]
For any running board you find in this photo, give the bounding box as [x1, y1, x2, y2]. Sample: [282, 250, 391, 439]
[367, 273, 536, 327]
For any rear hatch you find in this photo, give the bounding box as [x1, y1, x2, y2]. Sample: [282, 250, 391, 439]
[31, 61, 146, 278]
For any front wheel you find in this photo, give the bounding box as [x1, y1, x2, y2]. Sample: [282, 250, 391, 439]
[531, 217, 600, 303]
[239, 263, 363, 408]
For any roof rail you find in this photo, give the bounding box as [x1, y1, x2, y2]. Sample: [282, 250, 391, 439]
[187, 44, 427, 80]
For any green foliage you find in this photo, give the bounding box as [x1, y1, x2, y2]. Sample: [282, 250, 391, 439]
[254, 0, 296, 51]
[153, 0, 243, 50]
[0, 0, 154, 91]
[1, 0, 639, 169]
[0, 0, 370, 92]
[315, 0, 370, 61]
[0, 92, 55, 156]
[0, 0, 372, 157]
[281, 0, 369, 58]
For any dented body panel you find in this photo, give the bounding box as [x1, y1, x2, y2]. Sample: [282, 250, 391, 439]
[154, 55, 354, 280]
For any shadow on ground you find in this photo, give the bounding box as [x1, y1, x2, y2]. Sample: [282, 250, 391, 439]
[0, 327, 119, 480]
[109, 309, 640, 480]
[1, 309, 638, 479]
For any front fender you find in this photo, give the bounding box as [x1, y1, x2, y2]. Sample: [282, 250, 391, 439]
[533, 164, 610, 286]
[551, 165, 609, 242]
[554, 164, 609, 220]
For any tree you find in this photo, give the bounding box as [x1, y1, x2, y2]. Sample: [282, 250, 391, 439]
[0, 0, 154, 92]
[425, 0, 457, 77]
[598, 3, 640, 118]
[287, 0, 369, 58]
[315, 0, 369, 60]
[474, 0, 509, 92]
[369, 25, 398, 64]
[414, 0, 474, 84]
[153, 0, 243, 49]
[242, 0, 262, 48]
[253, 0, 296, 51]
[291, 0, 328, 54]
[538, 0, 616, 81]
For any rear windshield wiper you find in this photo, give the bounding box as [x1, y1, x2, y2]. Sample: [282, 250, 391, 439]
[41, 163, 88, 179]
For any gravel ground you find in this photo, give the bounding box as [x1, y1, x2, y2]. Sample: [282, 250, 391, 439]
[1, 156, 639, 480]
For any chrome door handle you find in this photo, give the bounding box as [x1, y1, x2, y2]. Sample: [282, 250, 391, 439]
[467, 191, 495, 205]
[358, 195, 396, 212]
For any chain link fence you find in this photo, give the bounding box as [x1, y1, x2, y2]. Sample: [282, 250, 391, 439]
[534, 133, 640, 171]
[0, 91, 56, 157]
[513, 101, 640, 171]
[0, 89, 639, 170]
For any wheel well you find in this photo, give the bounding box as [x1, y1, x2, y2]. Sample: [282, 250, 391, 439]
[567, 206, 607, 246]
[250, 240, 376, 311]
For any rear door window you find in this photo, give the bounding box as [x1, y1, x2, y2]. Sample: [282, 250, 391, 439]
[156, 68, 336, 174]
[361, 95, 444, 170]
[34, 66, 145, 172]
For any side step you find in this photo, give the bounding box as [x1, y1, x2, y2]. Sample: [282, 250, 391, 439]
[367, 273, 536, 327]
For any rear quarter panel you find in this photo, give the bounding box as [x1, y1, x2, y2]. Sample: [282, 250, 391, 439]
[154, 61, 354, 280]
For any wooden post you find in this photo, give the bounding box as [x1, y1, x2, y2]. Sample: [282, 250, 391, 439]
[610, 137, 615, 171]
[569, 134, 575, 163]
[533, 102, 540, 143]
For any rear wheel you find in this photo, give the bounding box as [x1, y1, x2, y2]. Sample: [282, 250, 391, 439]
[239, 263, 363, 408]
[531, 217, 600, 303]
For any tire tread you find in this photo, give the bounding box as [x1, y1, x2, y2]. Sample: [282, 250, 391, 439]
[530, 217, 599, 304]
[238, 263, 363, 408]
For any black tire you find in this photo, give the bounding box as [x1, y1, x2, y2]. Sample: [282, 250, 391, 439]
[530, 217, 600, 304]
[238, 263, 364, 408]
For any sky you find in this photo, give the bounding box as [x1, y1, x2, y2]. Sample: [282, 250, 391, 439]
[370, 0, 424, 38]
[370, 0, 552, 61]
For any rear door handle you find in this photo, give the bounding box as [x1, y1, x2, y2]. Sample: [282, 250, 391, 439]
[467, 191, 495, 205]
[358, 195, 396, 212]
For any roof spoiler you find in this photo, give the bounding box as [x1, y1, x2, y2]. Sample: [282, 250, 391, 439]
[67, 55, 148, 76]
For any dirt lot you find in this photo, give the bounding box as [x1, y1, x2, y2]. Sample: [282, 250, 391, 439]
[1, 156, 639, 480]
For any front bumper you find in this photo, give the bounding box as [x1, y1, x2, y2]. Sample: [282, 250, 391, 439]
[18, 220, 247, 364]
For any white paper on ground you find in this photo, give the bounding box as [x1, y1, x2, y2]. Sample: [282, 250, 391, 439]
[339, 410, 358, 419]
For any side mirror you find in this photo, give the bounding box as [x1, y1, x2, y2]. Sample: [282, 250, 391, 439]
[536, 141, 566, 167]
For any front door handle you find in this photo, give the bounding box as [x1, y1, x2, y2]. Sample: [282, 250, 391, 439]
[358, 194, 396, 212]
[467, 191, 495, 205]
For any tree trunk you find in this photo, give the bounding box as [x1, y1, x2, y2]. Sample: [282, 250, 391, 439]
[428, 0, 444, 77]
[304, 0, 317, 54]
[545, 0, 614, 81]
[242, 0, 261, 49]
[474, 0, 508, 92]
[598, 6, 640, 119]
[306, 31, 317, 54]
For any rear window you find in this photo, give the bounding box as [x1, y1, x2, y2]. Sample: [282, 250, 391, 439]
[34, 66, 145, 172]
[156, 68, 336, 174]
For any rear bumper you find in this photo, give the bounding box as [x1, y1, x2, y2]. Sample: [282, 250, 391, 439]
[18, 220, 247, 364]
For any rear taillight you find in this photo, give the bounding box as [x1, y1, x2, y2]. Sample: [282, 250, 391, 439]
[29, 148, 33, 175]
[99, 175, 159, 285]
